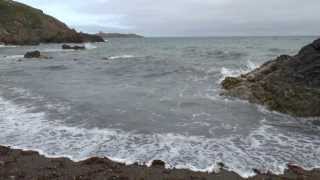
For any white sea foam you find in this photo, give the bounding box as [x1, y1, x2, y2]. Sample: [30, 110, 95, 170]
[219, 60, 258, 82]
[0, 88, 320, 178]
[1, 55, 24, 59]
[0, 44, 17, 48]
[43, 48, 74, 52]
[84, 43, 97, 50]
[108, 55, 136, 60]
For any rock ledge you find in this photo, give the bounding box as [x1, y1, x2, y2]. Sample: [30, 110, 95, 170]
[221, 38, 320, 117]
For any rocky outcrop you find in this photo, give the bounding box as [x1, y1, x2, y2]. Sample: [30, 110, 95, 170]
[62, 44, 85, 50]
[221, 38, 320, 117]
[24, 51, 41, 58]
[0, 0, 104, 45]
[24, 50, 50, 59]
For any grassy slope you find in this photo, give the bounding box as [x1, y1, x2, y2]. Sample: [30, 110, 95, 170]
[0, 0, 82, 44]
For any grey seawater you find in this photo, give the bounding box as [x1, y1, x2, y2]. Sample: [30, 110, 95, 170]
[0, 37, 319, 177]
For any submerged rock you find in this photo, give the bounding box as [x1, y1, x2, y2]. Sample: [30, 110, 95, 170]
[221, 38, 320, 117]
[24, 51, 41, 58]
[62, 44, 85, 50]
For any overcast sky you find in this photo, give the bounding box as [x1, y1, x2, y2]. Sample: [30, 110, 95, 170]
[16, 0, 320, 37]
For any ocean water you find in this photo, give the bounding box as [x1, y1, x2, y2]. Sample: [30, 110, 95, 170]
[0, 37, 319, 177]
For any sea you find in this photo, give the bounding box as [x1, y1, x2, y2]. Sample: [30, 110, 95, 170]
[0, 37, 319, 177]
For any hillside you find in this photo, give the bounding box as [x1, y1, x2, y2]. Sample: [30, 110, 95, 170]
[0, 0, 104, 45]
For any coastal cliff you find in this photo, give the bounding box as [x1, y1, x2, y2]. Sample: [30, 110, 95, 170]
[221, 38, 320, 117]
[0, 0, 104, 45]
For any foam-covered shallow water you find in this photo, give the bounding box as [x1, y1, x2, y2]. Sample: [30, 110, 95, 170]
[0, 37, 319, 177]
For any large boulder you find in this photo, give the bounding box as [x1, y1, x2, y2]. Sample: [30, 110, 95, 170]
[24, 51, 41, 58]
[0, 0, 104, 45]
[221, 39, 320, 117]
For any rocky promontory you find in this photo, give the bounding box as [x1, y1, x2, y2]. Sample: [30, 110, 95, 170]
[0, 0, 104, 45]
[221, 38, 320, 117]
[97, 32, 144, 38]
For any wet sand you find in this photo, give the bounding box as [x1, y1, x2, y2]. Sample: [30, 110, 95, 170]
[0, 146, 319, 180]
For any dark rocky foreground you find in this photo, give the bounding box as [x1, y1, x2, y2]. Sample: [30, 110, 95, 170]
[0, 146, 319, 180]
[0, 0, 104, 45]
[221, 38, 320, 117]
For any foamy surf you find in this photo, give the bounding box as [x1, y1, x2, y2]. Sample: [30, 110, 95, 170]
[0, 88, 320, 178]
[84, 43, 97, 50]
[219, 60, 258, 82]
[1, 55, 24, 59]
[0, 44, 17, 48]
[107, 55, 136, 60]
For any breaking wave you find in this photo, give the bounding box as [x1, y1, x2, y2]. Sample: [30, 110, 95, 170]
[0, 87, 320, 178]
[107, 55, 136, 60]
[219, 60, 258, 82]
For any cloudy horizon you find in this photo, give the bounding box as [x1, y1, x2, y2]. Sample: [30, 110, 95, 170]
[16, 0, 320, 37]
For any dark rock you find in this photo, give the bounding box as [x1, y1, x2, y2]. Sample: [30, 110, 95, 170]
[221, 77, 242, 90]
[217, 162, 226, 169]
[24, 51, 41, 58]
[287, 164, 305, 175]
[62, 44, 85, 50]
[221, 38, 320, 117]
[252, 168, 262, 175]
[151, 160, 165, 168]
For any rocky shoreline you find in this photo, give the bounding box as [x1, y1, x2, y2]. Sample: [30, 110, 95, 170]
[221, 38, 320, 117]
[0, 145, 319, 180]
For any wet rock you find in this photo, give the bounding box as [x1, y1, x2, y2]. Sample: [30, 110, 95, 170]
[221, 38, 320, 117]
[287, 164, 305, 175]
[62, 44, 85, 50]
[24, 51, 41, 58]
[217, 162, 226, 169]
[252, 168, 262, 175]
[221, 77, 243, 90]
[151, 160, 165, 168]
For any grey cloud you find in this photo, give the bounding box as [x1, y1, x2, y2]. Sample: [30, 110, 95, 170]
[16, 0, 320, 36]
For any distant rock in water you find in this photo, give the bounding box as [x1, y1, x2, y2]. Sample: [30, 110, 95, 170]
[97, 32, 144, 38]
[24, 51, 41, 58]
[221, 38, 320, 117]
[62, 44, 85, 50]
[0, 0, 104, 45]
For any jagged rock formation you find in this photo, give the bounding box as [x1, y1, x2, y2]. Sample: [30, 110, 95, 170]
[0, 0, 104, 45]
[221, 38, 320, 117]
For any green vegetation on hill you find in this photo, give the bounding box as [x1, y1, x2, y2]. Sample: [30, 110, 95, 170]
[0, 0, 104, 45]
